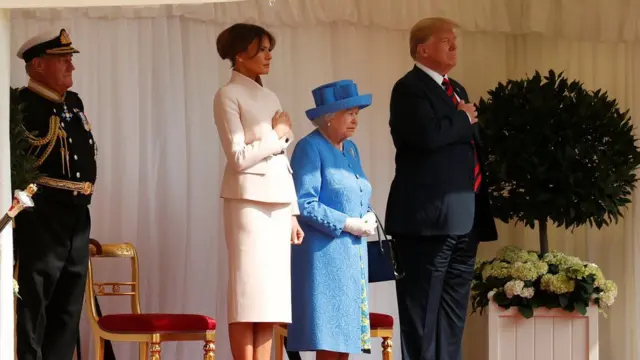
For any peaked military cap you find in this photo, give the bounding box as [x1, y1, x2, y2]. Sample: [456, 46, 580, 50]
[17, 28, 79, 63]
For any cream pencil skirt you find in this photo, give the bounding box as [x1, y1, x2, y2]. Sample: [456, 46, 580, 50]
[223, 198, 292, 323]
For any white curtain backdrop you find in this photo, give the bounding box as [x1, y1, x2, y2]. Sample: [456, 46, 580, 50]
[8, 1, 640, 359]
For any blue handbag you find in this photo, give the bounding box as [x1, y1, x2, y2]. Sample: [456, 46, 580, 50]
[367, 211, 405, 283]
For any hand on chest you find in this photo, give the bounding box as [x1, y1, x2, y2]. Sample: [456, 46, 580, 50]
[237, 93, 280, 135]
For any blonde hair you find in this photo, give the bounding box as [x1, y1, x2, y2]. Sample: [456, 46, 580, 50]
[409, 17, 460, 60]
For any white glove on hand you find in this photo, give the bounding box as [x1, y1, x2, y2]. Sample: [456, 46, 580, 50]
[362, 212, 377, 229]
[344, 216, 377, 237]
[343, 218, 368, 237]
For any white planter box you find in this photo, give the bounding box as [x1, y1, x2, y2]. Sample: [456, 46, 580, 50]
[487, 300, 599, 360]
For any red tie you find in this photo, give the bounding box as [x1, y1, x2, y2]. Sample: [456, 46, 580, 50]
[442, 78, 481, 192]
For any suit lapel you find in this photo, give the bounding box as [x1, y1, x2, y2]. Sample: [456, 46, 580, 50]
[410, 66, 457, 110]
[450, 80, 467, 103]
[410, 66, 484, 147]
[448, 77, 483, 146]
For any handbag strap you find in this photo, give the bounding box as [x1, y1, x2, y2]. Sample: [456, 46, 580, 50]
[367, 208, 405, 280]
[368, 208, 390, 246]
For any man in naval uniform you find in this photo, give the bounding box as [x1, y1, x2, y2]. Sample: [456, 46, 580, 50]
[13, 28, 97, 360]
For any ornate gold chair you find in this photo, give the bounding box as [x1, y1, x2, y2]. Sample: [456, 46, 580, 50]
[273, 312, 394, 360]
[86, 241, 216, 360]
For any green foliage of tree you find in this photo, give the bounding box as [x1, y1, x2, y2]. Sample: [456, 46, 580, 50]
[9, 87, 40, 192]
[477, 70, 640, 253]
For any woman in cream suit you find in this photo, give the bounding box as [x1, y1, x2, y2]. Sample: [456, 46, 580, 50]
[214, 23, 304, 360]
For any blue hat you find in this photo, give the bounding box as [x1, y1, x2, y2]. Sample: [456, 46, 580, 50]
[305, 80, 372, 120]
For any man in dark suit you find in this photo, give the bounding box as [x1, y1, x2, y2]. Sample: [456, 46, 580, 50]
[385, 17, 498, 360]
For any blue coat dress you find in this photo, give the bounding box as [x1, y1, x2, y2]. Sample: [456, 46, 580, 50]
[287, 129, 372, 354]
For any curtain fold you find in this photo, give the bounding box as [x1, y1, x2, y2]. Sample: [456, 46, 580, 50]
[10, 0, 640, 41]
[8, 9, 640, 360]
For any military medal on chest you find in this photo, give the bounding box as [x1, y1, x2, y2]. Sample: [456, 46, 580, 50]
[62, 103, 73, 121]
[73, 108, 92, 131]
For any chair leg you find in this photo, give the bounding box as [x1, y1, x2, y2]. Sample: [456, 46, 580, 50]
[274, 333, 284, 360]
[150, 342, 161, 360]
[203, 340, 215, 360]
[381, 337, 392, 360]
[139, 342, 149, 360]
[94, 336, 105, 360]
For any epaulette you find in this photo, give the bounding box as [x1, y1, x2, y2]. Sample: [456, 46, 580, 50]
[64, 90, 83, 105]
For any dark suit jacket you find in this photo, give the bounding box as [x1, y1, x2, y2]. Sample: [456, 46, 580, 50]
[384, 65, 498, 242]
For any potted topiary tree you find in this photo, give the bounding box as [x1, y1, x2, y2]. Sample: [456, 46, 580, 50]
[470, 70, 640, 360]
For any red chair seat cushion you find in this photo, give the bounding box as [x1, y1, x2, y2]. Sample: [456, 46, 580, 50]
[280, 312, 393, 331]
[370, 312, 394, 329]
[98, 313, 216, 333]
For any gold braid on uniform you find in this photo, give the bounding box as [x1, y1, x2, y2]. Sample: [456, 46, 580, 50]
[25, 115, 70, 176]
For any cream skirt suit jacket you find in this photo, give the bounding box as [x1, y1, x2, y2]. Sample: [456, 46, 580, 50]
[214, 70, 299, 324]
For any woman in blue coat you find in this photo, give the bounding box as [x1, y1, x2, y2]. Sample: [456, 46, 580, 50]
[288, 80, 377, 359]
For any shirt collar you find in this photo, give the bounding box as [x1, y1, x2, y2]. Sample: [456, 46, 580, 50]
[415, 62, 448, 87]
[27, 79, 65, 103]
[230, 70, 264, 88]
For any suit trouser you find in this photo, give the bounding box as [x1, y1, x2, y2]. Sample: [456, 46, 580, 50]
[14, 200, 91, 360]
[395, 234, 478, 360]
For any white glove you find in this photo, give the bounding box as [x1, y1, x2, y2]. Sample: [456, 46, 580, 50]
[343, 218, 369, 237]
[344, 216, 377, 237]
[362, 212, 377, 228]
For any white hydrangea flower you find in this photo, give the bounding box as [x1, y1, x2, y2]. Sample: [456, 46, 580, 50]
[600, 292, 615, 307]
[504, 279, 525, 298]
[520, 287, 535, 299]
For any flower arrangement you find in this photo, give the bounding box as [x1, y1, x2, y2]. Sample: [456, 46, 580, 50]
[13, 279, 19, 297]
[471, 245, 617, 319]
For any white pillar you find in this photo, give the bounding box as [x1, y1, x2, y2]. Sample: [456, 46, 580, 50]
[0, 7, 14, 360]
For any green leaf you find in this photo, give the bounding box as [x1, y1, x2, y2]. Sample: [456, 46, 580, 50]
[492, 291, 512, 308]
[574, 301, 588, 315]
[9, 87, 41, 192]
[559, 295, 570, 308]
[518, 305, 534, 319]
